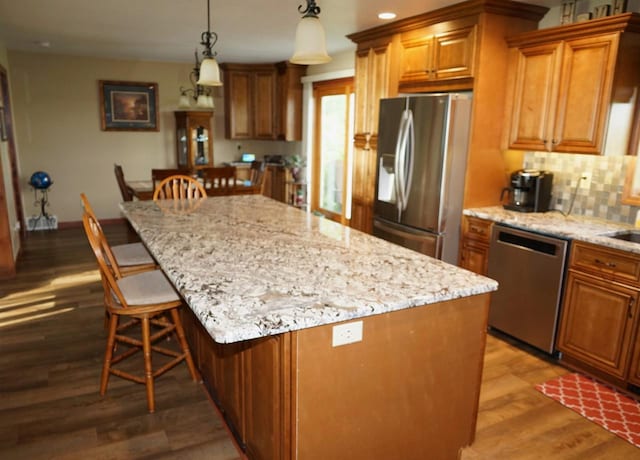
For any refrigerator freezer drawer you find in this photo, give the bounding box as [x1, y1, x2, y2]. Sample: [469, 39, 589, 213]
[373, 218, 442, 259]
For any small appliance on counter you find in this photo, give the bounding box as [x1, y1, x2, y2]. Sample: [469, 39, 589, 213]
[501, 169, 553, 213]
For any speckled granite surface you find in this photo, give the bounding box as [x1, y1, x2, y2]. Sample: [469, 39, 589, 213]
[120, 196, 497, 343]
[464, 206, 640, 253]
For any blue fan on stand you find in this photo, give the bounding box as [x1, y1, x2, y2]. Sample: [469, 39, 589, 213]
[28, 171, 55, 230]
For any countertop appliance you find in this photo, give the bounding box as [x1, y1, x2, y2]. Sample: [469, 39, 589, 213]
[373, 93, 472, 264]
[501, 169, 553, 213]
[487, 224, 569, 354]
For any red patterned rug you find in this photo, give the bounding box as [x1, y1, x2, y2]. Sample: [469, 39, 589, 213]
[535, 373, 640, 448]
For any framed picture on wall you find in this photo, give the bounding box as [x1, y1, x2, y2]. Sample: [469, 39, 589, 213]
[613, 0, 627, 14]
[99, 80, 159, 131]
[0, 109, 7, 141]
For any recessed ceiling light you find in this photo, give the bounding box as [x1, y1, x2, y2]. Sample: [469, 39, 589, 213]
[35, 40, 51, 48]
[378, 12, 397, 20]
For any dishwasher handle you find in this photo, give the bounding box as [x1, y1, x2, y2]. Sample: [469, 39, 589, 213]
[494, 227, 562, 257]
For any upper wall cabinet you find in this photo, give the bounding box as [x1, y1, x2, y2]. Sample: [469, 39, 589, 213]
[505, 13, 640, 155]
[398, 19, 476, 91]
[221, 62, 306, 141]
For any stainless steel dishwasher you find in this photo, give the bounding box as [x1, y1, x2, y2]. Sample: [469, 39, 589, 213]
[487, 224, 569, 354]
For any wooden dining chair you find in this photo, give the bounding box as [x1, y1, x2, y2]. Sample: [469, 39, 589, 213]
[249, 161, 266, 188]
[114, 164, 134, 202]
[82, 211, 198, 413]
[200, 166, 237, 196]
[80, 193, 156, 275]
[151, 168, 192, 191]
[153, 174, 207, 200]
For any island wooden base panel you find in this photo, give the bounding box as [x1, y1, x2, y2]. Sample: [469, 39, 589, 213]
[183, 294, 490, 460]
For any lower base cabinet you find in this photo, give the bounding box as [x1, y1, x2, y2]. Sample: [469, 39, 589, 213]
[556, 241, 640, 391]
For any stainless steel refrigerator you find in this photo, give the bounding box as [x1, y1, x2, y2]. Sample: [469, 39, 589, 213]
[373, 93, 472, 265]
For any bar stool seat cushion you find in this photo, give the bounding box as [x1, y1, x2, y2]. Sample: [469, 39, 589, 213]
[111, 242, 155, 267]
[115, 270, 180, 306]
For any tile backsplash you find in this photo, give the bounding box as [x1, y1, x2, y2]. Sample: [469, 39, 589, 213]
[523, 152, 639, 224]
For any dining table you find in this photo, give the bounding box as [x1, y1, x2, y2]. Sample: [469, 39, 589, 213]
[119, 195, 497, 460]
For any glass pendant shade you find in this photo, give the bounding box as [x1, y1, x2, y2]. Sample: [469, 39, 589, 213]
[196, 94, 208, 108]
[290, 16, 331, 65]
[179, 94, 191, 108]
[197, 58, 222, 86]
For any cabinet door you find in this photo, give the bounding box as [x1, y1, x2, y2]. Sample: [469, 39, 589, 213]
[553, 33, 618, 153]
[253, 70, 276, 139]
[226, 71, 252, 139]
[459, 240, 489, 276]
[243, 335, 289, 460]
[432, 25, 476, 81]
[507, 42, 563, 151]
[215, 342, 245, 438]
[399, 32, 434, 84]
[627, 329, 640, 386]
[354, 44, 390, 138]
[557, 271, 637, 379]
[350, 143, 376, 233]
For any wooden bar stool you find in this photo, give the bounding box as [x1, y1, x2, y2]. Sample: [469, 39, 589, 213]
[82, 211, 199, 413]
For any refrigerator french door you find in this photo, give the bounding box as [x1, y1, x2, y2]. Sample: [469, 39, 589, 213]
[373, 93, 472, 264]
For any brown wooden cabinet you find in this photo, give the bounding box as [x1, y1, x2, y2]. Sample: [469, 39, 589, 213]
[398, 21, 476, 91]
[174, 111, 214, 170]
[459, 216, 493, 275]
[347, 1, 548, 231]
[221, 62, 306, 141]
[557, 241, 640, 387]
[262, 166, 289, 203]
[505, 14, 640, 155]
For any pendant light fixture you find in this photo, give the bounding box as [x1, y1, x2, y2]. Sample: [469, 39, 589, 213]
[290, 0, 331, 65]
[196, 0, 222, 86]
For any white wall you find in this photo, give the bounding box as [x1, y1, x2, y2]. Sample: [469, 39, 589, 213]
[8, 50, 302, 222]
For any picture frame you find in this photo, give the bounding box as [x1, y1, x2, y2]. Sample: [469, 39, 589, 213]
[612, 0, 627, 15]
[593, 4, 611, 18]
[0, 109, 7, 141]
[560, 1, 576, 25]
[99, 80, 159, 131]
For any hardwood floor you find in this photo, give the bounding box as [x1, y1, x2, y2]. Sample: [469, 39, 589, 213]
[1, 223, 638, 459]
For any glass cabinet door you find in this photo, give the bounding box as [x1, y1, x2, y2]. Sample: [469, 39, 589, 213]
[177, 127, 188, 168]
[193, 125, 209, 166]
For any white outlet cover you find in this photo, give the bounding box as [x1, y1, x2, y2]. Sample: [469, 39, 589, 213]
[332, 321, 363, 347]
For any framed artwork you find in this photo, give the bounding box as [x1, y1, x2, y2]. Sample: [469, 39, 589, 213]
[99, 80, 159, 131]
[593, 4, 611, 18]
[613, 0, 627, 14]
[560, 1, 576, 25]
[0, 109, 7, 141]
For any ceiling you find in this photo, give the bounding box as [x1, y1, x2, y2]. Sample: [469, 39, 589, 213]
[0, 0, 556, 65]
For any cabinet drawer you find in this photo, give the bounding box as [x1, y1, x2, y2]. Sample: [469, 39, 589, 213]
[462, 217, 493, 243]
[570, 241, 640, 285]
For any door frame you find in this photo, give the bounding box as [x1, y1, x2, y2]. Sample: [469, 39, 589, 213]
[311, 77, 354, 224]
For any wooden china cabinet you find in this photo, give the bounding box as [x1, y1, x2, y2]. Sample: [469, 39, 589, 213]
[174, 111, 214, 170]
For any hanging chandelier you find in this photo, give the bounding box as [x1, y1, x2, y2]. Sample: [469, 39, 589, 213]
[196, 0, 222, 86]
[179, 0, 222, 108]
[290, 0, 331, 65]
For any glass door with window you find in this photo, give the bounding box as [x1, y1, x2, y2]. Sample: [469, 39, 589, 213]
[312, 78, 354, 224]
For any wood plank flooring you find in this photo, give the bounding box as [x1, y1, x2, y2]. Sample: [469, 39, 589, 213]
[1, 223, 639, 459]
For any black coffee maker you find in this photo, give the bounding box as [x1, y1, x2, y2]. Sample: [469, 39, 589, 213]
[501, 169, 553, 212]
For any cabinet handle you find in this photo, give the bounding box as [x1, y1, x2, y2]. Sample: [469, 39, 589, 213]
[470, 226, 485, 235]
[594, 258, 616, 268]
[629, 299, 634, 319]
[551, 139, 558, 145]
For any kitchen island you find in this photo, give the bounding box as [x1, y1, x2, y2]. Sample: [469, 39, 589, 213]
[120, 196, 497, 460]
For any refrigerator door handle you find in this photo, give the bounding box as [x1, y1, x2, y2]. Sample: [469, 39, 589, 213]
[402, 110, 415, 211]
[394, 110, 410, 217]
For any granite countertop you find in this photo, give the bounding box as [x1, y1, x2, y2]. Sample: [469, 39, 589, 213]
[464, 206, 640, 254]
[120, 195, 497, 343]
